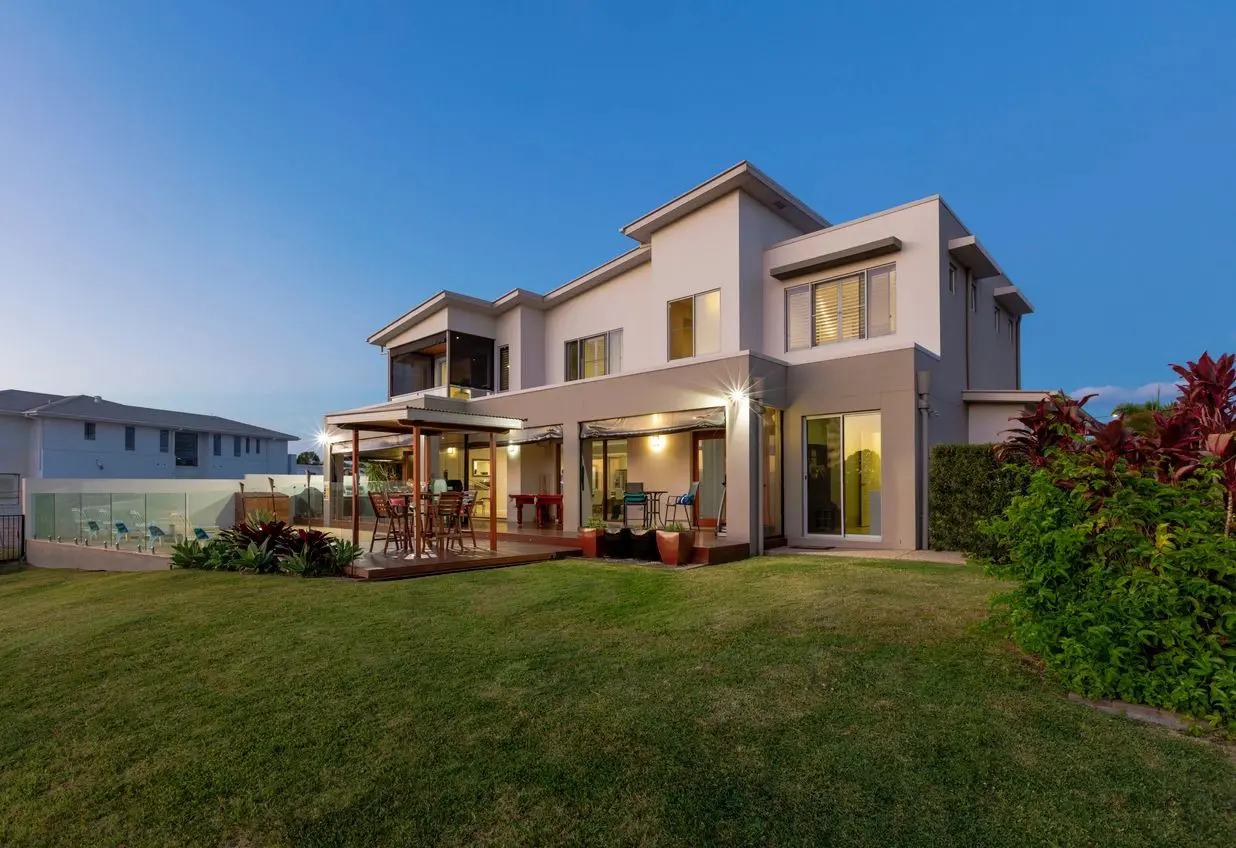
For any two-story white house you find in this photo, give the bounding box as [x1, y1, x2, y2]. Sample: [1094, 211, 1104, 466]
[323, 161, 1043, 553]
[0, 391, 297, 483]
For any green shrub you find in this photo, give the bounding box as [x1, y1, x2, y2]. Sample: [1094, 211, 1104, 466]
[985, 454, 1236, 727]
[929, 444, 1028, 556]
[169, 539, 208, 569]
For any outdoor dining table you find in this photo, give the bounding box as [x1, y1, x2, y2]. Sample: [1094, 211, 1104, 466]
[622, 491, 667, 528]
[388, 493, 448, 555]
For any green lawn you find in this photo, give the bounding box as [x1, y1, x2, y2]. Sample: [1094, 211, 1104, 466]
[0, 558, 1232, 847]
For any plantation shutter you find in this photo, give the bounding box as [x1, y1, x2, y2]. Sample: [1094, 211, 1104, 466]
[785, 284, 812, 350]
[812, 281, 840, 344]
[498, 345, 510, 392]
[838, 275, 864, 341]
[867, 264, 895, 337]
[565, 339, 579, 381]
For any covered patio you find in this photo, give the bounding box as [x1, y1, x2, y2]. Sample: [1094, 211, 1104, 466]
[323, 396, 581, 577]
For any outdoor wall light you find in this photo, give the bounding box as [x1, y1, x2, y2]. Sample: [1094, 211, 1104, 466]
[507, 444, 520, 457]
[649, 435, 666, 452]
[446, 446, 457, 457]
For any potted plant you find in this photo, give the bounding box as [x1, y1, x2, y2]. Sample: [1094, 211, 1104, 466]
[630, 527, 658, 561]
[656, 522, 695, 566]
[604, 525, 633, 559]
[578, 518, 606, 558]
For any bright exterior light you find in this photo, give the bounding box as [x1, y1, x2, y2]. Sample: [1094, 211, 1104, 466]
[447, 446, 457, 457]
[649, 435, 665, 452]
[507, 444, 520, 457]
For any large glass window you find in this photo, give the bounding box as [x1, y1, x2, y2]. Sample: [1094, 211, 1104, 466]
[584, 439, 627, 521]
[668, 290, 721, 360]
[785, 264, 896, 350]
[124, 426, 135, 451]
[763, 407, 782, 537]
[174, 432, 199, 468]
[447, 332, 495, 392]
[804, 412, 881, 537]
[566, 330, 622, 382]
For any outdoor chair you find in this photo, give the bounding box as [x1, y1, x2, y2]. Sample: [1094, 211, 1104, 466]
[147, 524, 169, 550]
[193, 527, 211, 542]
[622, 482, 647, 527]
[665, 482, 700, 529]
[114, 521, 135, 547]
[460, 491, 479, 548]
[367, 491, 405, 555]
[84, 520, 102, 543]
[434, 492, 465, 554]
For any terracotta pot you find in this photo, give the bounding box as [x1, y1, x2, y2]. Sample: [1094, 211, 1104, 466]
[578, 528, 603, 558]
[656, 530, 695, 566]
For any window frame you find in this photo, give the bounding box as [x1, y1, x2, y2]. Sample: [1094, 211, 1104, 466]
[245, 437, 250, 454]
[564, 329, 622, 382]
[969, 273, 978, 313]
[213, 434, 222, 456]
[84, 422, 96, 441]
[173, 431, 199, 468]
[784, 262, 896, 351]
[233, 436, 242, 457]
[256, 438, 261, 455]
[159, 429, 169, 453]
[124, 426, 135, 451]
[948, 263, 956, 295]
[667, 289, 721, 362]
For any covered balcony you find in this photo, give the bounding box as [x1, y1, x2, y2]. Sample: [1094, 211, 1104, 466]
[387, 330, 496, 400]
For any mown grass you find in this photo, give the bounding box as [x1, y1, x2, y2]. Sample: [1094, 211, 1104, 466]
[0, 557, 1232, 846]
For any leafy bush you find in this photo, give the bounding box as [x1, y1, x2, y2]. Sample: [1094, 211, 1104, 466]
[984, 350, 1236, 727]
[235, 540, 280, 574]
[986, 455, 1236, 726]
[169, 539, 208, 569]
[929, 444, 1027, 556]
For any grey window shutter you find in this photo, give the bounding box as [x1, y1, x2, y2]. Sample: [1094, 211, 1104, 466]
[786, 284, 812, 350]
[867, 265, 896, 337]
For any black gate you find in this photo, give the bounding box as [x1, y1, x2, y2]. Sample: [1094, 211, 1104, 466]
[0, 515, 23, 562]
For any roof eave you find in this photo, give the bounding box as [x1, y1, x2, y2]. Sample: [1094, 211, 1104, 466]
[619, 161, 829, 244]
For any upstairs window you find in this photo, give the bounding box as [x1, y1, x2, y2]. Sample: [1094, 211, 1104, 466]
[498, 345, 511, 392]
[256, 439, 261, 455]
[233, 436, 242, 457]
[667, 290, 721, 361]
[785, 263, 896, 351]
[1008, 316, 1015, 344]
[124, 426, 135, 451]
[159, 429, 169, 453]
[994, 306, 1001, 332]
[84, 422, 96, 441]
[213, 434, 222, 456]
[948, 263, 956, 295]
[565, 330, 622, 381]
[969, 275, 978, 313]
[174, 432, 198, 467]
[245, 437, 251, 454]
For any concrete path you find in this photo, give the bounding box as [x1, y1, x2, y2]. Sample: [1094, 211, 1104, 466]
[765, 547, 966, 565]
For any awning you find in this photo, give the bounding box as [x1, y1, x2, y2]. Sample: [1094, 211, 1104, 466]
[580, 407, 725, 439]
[468, 423, 562, 448]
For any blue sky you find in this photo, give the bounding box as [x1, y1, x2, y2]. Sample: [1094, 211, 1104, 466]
[2, 2, 1234, 449]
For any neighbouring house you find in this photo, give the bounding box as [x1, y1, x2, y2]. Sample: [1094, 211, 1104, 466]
[323, 161, 1050, 552]
[0, 390, 297, 485]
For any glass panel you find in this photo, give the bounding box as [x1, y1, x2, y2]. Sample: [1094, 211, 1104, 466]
[668, 297, 694, 360]
[843, 413, 882, 536]
[565, 339, 579, 381]
[586, 440, 604, 522]
[604, 440, 627, 521]
[188, 491, 232, 534]
[695, 435, 725, 526]
[763, 407, 782, 536]
[805, 417, 842, 534]
[695, 290, 721, 356]
[867, 264, 895, 337]
[448, 331, 495, 391]
[582, 334, 608, 378]
[33, 493, 55, 538]
[439, 434, 465, 489]
[786, 284, 811, 351]
[812, 281, 840, 344]
[148, 493, 187, 543]
[112, 492, 146, 547]
[54, 492, 83, 541]
[840, 276, 864, 340]
[434, 356, 448, 387]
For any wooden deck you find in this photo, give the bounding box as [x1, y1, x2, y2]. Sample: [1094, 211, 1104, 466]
[346, 540, 581, 581]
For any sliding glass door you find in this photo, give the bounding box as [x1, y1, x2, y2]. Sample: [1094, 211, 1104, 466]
[804, 412, 881, 539]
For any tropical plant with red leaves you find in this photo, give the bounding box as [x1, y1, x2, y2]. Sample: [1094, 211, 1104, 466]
[995, 392, 1094, 467]
[1170, 352, 1236, 534]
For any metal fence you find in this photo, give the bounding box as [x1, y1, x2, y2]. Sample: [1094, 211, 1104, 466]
[0, 515, 23, 562]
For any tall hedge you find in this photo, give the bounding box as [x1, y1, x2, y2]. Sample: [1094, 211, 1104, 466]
[929, 444, 1027, 555]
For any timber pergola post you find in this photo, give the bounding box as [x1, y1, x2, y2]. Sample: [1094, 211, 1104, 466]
[350, 428, 360, 546]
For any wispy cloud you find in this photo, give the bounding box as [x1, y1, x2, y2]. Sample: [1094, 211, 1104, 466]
[1069, 381, 1179, 406]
